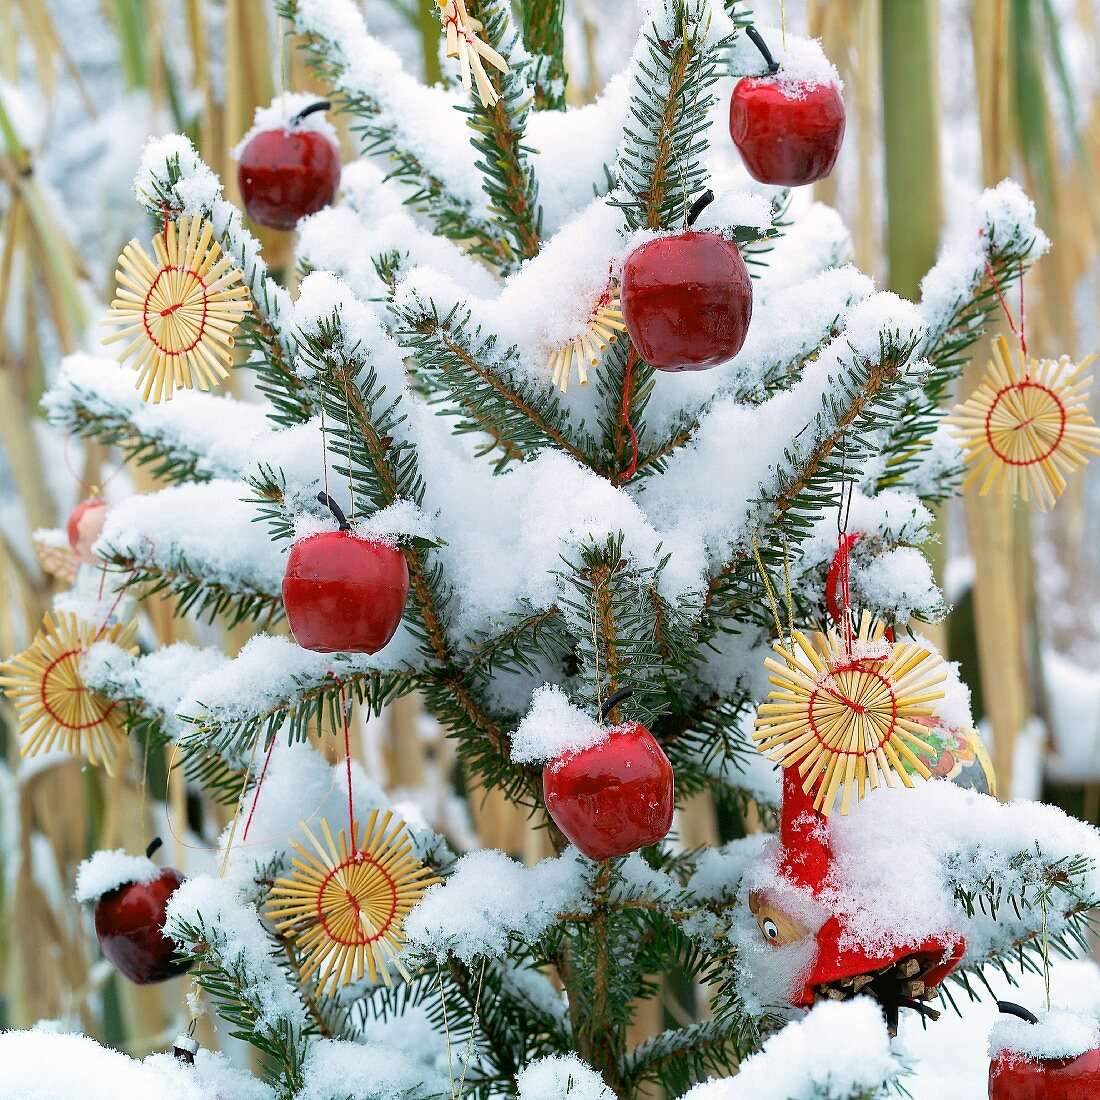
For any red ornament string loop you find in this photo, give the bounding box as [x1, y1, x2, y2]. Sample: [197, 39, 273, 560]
[621, 346, 639, 481]
[335, 676, 356, 842]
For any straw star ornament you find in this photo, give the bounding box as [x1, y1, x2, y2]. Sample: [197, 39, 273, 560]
[437, 0, 509, 107]
[547, 282, 628, 392]
[0, 612, 138, 776]
[266, 811, 440, 996]
[948, 335, 1100, 511]
[753, 612, 947, 816]
[102, 216, 252, 403]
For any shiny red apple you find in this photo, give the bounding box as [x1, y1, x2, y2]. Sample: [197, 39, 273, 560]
[282, 495, 409, 654]
[94, 865, 191, 985]
[729, 77, 845, 187]
[543, 721, 674, 861]
[620, 230, 753, 371]
[989, 1003, 1100, 1100]
[237, 101, 340, 230]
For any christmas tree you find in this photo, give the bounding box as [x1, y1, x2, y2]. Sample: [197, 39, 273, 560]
[4, 1, 1100, 1097]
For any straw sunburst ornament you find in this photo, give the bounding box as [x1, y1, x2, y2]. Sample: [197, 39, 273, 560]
[0, 612, 137, 776]
[753, 612, 947, 816]
[547, 282, 628, 393]
[266, 811, 440, 996]
[102, 216, 251, 403]
[437, 0, 509, 108]
[947, 334, 1100, 510]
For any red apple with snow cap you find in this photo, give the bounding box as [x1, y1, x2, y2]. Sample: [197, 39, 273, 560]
[729, 26, 845, 187]
[282, 492, 409, 654]
[620, 190, 753, 372]
[85, 838, 192, 985]
[542, 688, 674, 861]
[989, 1001, 1100, 1099]
[237, 99, 341, 230]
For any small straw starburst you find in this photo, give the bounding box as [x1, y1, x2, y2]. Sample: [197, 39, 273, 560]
[437, 0, 509, 108]
[0, 612, 137, 776]
[947, 334, 1100, 511]
[547, 284, 627, 393]
[753, 612, 947, 816]
[266, 811, 440, 997]
[102, 216, 252, 403]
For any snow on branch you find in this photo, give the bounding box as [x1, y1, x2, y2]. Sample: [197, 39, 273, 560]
[96, 480, 285, 625]
[516, 1054, 615, 1100]
[645, 292, 928, 570]
[680, 999, 904, 1100]
[176, 635, 417, 766]
[296, 1038, 448, 1100]
[405, 848, 594, 963]
[286, 0, 505, 265]
[44, 354, 272, 484]
[879, 180, 1050, 500]
[296, 161, 499, 308]
[166, 875, 312, 1062]
[0, 1029, 275, 1100]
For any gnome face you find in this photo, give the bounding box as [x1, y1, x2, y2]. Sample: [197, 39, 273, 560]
[748, 890, 812, 948]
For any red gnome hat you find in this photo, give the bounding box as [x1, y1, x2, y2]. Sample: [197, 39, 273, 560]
[777, 766, 965, 1032]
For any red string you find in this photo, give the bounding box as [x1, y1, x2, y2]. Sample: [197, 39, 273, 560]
[826, 531, 861, 630]
[336, 677, 356, 841]
[241, 734, 279, 841]
[621, 347, 639, 481]
[63, 432, 127, 500]
[982, 254, 1027, 356]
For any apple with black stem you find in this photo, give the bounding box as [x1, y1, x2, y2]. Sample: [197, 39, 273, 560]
[282, 492, 410, 654]
[93, 838, 192, 985]
[543, 687, 675, 861]
[620, 190, 753, 372]
[989, 1001, 1100, 1100]
[729, 25, 846, 187]
[237, 100, 341, 230]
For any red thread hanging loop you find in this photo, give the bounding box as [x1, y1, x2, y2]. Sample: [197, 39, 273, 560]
[336, 677, 356, 843]
[621, 346, 639, 481]
[825, 532, 894, 646]
[978, 232, 1027, 357]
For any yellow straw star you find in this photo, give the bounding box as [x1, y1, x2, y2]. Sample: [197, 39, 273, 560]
[0, 612, 138, 776]
[102, 216, 252, 403]
[753, 612, 947, 816]
[266, 810, 440, 997]
[948, 335, 1100, 511]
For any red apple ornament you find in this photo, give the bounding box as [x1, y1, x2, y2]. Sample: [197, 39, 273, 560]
[67, 497, 109, 564]
[237, 100, 340, 230]
[282, 493, 409, 654]
[989, 1002, 1100, 1100]
[93, 838, 192, 985]
[543, 688, 674, 861]
[729, 26, 845, 187]
[620, 191, 753, 371]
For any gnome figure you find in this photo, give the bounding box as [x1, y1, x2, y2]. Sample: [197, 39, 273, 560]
[747, 767, 965, 1034]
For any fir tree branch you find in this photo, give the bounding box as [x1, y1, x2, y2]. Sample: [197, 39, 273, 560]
[397, 297, 591, 466]
[463, 0, 543, 266]
[621, 1018, 748, 1096]
[612, 2, 742, 231]
[516, 0, 567, 110]
[284, 0, 510, 269]
[102, 551, 283, 627]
